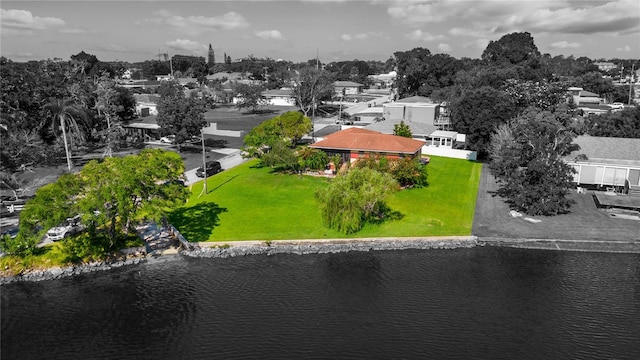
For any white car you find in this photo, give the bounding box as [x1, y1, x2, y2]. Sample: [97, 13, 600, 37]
[160, 135, 176, 144]
[609, 102, 624, 110]
[45, 216, 84, 241]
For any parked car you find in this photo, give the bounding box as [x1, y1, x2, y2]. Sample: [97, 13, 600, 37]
[609, 102, 625, 110]
[196, 161, 222, 178]
[45, 215, 84, 241]
[160, 135, 176, 144]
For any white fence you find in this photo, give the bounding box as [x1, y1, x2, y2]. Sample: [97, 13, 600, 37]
[422, 146, 477, 161]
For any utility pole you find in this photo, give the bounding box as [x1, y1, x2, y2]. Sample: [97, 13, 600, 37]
[629, 63, 635, 105]
[198, 128, 207, 197]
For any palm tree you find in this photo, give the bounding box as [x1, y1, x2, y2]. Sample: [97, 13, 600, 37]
[43, 98, 86, 171]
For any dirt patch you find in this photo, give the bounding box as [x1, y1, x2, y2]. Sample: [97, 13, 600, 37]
[472, 166, 640, 241]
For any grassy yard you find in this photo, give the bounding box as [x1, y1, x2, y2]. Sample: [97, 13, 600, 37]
[169, 156, 482, 242]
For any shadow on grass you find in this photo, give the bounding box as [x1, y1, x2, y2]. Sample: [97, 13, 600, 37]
[369, 203, 404, 225]
[169, 202, 228, 242]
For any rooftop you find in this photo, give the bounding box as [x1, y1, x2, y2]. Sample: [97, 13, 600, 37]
[311, 127, 425, 154]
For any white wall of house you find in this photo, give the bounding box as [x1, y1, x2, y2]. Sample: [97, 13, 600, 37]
[569, 162, 640, 187]
[265, 96, 296, 106]
[422, 146, 477, 161]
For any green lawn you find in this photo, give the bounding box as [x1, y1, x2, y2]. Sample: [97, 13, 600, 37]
[169, 157, 482, 242]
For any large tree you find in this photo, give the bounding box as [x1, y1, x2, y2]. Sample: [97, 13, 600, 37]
[449, 86, 517, 158]
[582, 106, 640, 138]
[42, 97, 87, 170]
[242, 111, 312, 159]
[315, 167, 398, 234]
[156, 82, 207, 149]
[489, 108, 579, 216]
[481, 32, 548, 81]
[292, 67, 335, 117]
[394, 48, 463, 98]
[5, 149, 188, 257]
[233, 83, 267, 113]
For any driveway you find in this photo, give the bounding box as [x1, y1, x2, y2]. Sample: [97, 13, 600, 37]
[472, 165, 640, 241]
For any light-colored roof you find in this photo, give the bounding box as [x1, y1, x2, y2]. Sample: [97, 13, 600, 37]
[206, 72, 246, 81]
[565, 135, 640, 166]
[365, 118, 437, 137]
[261, 89, 294, 97]
[310, 127, 424, 154]
[396, 95, 434, 104]
[133, 94, 161, 104]
[334, 81, 364, 87]
[579, 90, 599, 97]
[123, 122, 160, 130]
[429, 130, 458, 138]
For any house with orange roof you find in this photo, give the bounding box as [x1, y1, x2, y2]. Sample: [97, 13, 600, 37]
[309, 127, 425, 163]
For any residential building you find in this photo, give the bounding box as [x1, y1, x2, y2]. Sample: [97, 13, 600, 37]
[261, 88, 296, 106]
[310, 127, 425, 163]
[368, 71, 396, 89]
[383, 96, 443, 127]
[334, 81, 364, 95]
[564, 135, 640, 191]
[133, 94, 161, 116]
[594, 62, 617, 72]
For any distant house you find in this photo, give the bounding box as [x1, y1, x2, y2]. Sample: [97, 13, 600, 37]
[568, 87, 603, 106]
[564, 135, 640, 190]
[334, 81, 364, 96]
[261, 88, 296, 106]
[156, 74, 173, 81]
[383, 96, 446, 128]
[310, 127, 425, 163]
[133, 94, 161, 116]
[206, 72, 249, 83]
[368, 71, 396, 89]
[594, 62, 617, 72]
[177, 77, 198, 87]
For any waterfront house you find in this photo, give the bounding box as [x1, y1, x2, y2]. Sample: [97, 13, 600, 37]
[564, 135, 640, 193]
[310, 127, 425, 163]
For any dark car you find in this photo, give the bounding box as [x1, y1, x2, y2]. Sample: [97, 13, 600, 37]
[196, 161, 222, 178]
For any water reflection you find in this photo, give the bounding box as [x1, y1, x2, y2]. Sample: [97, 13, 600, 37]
[2, 248, 640, 360]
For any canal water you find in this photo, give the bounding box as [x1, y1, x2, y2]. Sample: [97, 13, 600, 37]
[2, 246, 639, 359]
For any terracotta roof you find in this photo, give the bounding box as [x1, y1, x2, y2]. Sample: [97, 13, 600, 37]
[310, 128, 425, 154]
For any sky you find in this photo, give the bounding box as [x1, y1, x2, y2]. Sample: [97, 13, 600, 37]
[1, 0, 639, 64]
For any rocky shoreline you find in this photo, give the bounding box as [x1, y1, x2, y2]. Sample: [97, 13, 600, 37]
[4, 235, 639, 284]
[0, 236, 478, 284]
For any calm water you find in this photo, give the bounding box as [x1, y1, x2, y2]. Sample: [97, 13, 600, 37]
[2, 247, 640, 360]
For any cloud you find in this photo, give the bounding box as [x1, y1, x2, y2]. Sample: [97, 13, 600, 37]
[437, 43, 452, 52]
[550, 41, 581, 49]
[405, 29, 444, 41]
[617, 45, 631, 52]
[341, 32, 383, 41]
[387, 0, 640, 37]
[255, 30, 284, 40]
[1, 8, 65, 35]
[58, 28, 88, 34]
[142, 10, 249, 36]
[165, 39, 206, 53]
[99, 44, 129, 52]
[463, 38, 490, 50]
